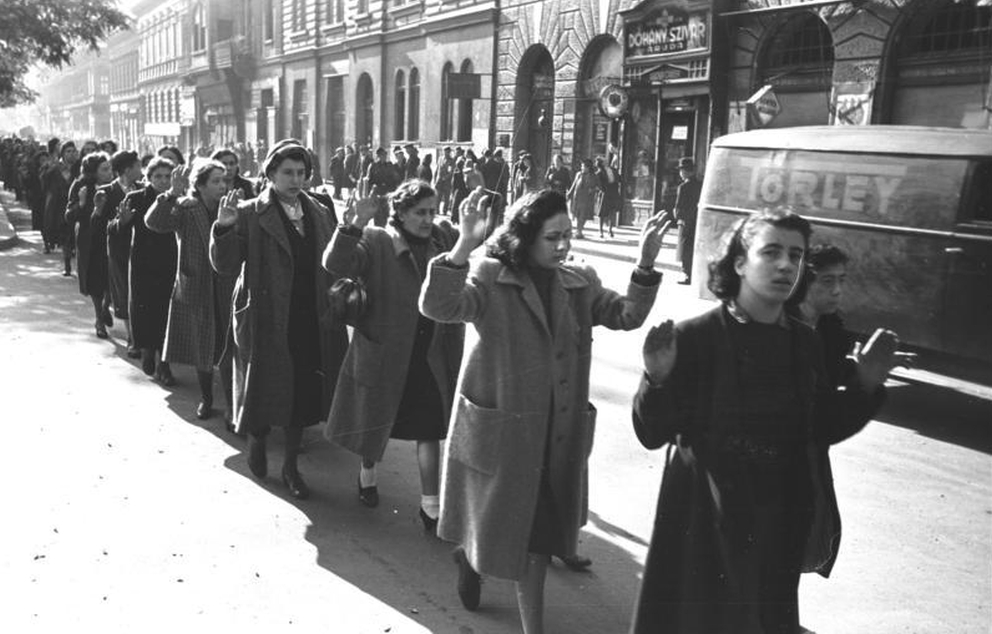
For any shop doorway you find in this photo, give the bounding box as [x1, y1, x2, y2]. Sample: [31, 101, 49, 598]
[514, 45, 555, 180]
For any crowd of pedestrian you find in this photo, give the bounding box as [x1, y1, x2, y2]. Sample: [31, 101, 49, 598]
[3, 129, 908, 634]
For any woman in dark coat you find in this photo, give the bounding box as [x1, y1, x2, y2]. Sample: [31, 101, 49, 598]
[595, 156, 622, 238]
[23, 150, 49, 241]
[323, 179, 462, 527]
[122, 156, 178, 381]
[211, 140, 348, 500]
[44, 142, 78, 274]
[212, 148, 257, 200]
[66, 151, 115, 338]
[100, 150, 144, 357]
[632, 209, 903, 634]
[449, 157, 468, 224]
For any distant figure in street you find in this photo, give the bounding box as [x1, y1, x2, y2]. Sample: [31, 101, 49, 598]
[595, 156, 622, 239]
[366, 147, 401, 226]
[673, 157, 701, 285]
[43, 141, 78, 273]
[544, 154, 572, 195]
[566, 158, 600, 239]
[212, 148, 256, 200]
[435, 147, 455, 217]
[631, 209, 902, 634]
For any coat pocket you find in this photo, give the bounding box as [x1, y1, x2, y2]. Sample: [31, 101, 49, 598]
[448, 395, 510, 476]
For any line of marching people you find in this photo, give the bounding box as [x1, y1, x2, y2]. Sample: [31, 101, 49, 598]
[18, 130, 909, 634]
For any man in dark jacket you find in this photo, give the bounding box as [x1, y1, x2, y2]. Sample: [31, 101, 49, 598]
[673, 156, 702, 285]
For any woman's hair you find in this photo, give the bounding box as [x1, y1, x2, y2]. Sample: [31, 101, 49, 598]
[192, 159, 227, 194]
[788, 243, 849, 307]
[58, 141, 76, 159]
[389, 179, 436, 224]
[145, 156, 175, 178]
[580, 158, 593, 170]
[80, 151, 111, 179]
[80, 140, 99, 157]
[486, 189, 568, 269]
[110, 150, 140, 176]
[210, 148, 238, 166]
[157, 145, 185, 165]
[707, 208, 812, 301]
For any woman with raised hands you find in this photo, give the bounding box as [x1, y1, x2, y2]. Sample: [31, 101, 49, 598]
[146, 160, 236, 424]
[419, 187, 672, 634]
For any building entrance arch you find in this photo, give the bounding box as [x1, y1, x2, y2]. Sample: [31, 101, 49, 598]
[514, 45, 555, 184]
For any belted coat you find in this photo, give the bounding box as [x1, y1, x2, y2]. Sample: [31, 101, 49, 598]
[146, 193, 235, 369]
[420, 257, 660, 580]
[322, 222, 463, 460]
[210, 187, 348, 434]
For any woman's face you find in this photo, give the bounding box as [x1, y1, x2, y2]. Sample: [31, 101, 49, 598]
[805, 263, 846, 316]
[270, 158, 308, 199]
[734, 224, 805, 307]
[218, 154, 239, 180]
[96, 160, 114, 184]
[148, 167, 172, 193]
[62, 146, 79, 165]
[398, 195, 437, 239]
[197, 167, 228, 202]
[528, 212, 572, 269]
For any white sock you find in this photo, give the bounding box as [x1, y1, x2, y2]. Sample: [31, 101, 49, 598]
[421, 494, 440, 519]
[359, 465, 377, 488]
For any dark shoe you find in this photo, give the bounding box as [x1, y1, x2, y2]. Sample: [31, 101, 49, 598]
[558, 554, 593, 571]
[609, 228, 614, 237]
[141, 351, 155, 376]
[453, 547, 481, 611]
[62, 270, 72, 277]
[281, 467, 310, 500]
[196, 400, 213, 420]
[247, 435, 267, 479]
[126, 345, 141, 359]
[677, 275, 691, 285]
[419, 508, 438, 534]
[95, 322, 109, 339]
[357, 477, 379, 508]
[44, 246, 51, 254]
[102, 308, 113, 328]
[155, 365, 176, 387]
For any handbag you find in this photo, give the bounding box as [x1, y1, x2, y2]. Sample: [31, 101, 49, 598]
[328, 277, 369, 328]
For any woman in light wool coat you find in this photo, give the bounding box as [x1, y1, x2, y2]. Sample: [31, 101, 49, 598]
[420, 188, 672, 634]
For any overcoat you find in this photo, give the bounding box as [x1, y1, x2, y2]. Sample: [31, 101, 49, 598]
[125, 186, 177, 350]
[42, 163, 71, 247]
[102, 180, 137, 319]
[66, 177, 109, 297]
[210, 187, 348, 434]
[146, 193, 235, 369]
[420, 257, 659, 580]
[322, 222, 463, 460]
[629, 305, 884, 634]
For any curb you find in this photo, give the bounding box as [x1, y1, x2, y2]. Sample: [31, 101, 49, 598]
[0, 199, 19, 250]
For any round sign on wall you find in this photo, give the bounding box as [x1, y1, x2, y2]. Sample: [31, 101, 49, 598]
[599, 84, 630, 119]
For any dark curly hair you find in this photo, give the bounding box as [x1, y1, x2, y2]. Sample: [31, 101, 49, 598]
[486, 189, 569, 269]
[707, 208, 812, 301]
[787, 243, 849, 308]
[80, 151, 111, 180]
[110, 150, 140, 176]
[389, 179, 436, 224]
[157, 145, 185, 165]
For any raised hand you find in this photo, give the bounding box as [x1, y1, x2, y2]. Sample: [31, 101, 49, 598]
[637, 211, 674, 269]
[170, 163, 191, 197]
[643, 319, 677, 385]
[217, 189, 242, 227]
[117, 199, 135, 225]
[853, 328, 901, 391]
[352, 196, 378, 227]
[449, 187, 490, 266]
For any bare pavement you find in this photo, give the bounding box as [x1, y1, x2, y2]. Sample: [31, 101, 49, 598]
[1, 199, 990, 634]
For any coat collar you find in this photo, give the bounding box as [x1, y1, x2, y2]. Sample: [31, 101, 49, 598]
[495, 264, 589, 337]
[255, 186, 328, 257]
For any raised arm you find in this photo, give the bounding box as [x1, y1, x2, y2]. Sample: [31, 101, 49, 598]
[210, 191, 248, 277]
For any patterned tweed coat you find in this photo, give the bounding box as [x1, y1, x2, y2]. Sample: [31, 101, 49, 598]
[146, 192, 234, 369]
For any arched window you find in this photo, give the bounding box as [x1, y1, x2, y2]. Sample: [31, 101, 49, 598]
[408, 67, 420, 141]
[885, 0, 991, 127]
[394, 70, 406, 140]
[756, 13, 834, 127]
[457, 59, 473, 142]
[356, 73, 374, 147]
[440, 62, 454, 141]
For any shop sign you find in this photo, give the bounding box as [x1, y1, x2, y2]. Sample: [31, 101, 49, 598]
[746, 85, 781, 128]
[599, 84, 630, 119]
[830, 81, 875, 126]
[446, 73, 481, 100]
[625, 8, 708, 58]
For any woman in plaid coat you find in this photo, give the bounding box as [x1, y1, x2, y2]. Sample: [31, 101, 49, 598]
[146, 160, 236, 422]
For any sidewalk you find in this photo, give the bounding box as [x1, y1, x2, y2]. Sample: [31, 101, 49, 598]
[0, 192, 18, 250]
[570, 224, 683, 273]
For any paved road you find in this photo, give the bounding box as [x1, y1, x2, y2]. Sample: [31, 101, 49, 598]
[2, 204, 989, 633]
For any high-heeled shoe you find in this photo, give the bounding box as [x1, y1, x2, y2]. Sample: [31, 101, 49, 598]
[453, 547, 481, 611]
[196, 399, 214, 420]
[419, 508, 438, 534]
[557, 554, 593, 571]
[247, 435, 267, 479]
[282, 466, 310, 500]
[95, 322, 108, 339]
[155, 365, 176, 387]
[358, 477, 379, 507]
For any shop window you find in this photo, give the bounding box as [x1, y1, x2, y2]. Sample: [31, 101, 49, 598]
[395, 70, 406, 140]
[440, 62, 453, 141]
[408, 68, 420, 141]
[900, 1, 991, 57]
